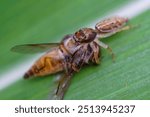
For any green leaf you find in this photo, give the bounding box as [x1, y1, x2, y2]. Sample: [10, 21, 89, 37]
[65, 11, 150, 100]
[1, 0, 149, 100]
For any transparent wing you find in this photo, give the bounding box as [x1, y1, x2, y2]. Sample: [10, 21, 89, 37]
[11, 43, 59, 54]
[50, 72, 73, 100]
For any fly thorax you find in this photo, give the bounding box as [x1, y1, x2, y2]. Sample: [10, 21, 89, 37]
[63, 36, 80, 55]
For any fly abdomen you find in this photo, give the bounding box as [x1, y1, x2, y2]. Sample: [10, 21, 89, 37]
[24, 49, 64, 79]
[24, 70, 34, 79]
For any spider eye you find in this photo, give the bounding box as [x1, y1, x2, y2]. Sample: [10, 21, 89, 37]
[75, 30, 86, 40]
[74, 28, 96, 43]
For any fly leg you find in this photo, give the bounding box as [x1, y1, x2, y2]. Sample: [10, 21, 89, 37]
[71, 46, 85, 72]
[62, 55, 71, 74]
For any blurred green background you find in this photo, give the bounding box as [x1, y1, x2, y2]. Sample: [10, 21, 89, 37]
[0, 0, 150, 99]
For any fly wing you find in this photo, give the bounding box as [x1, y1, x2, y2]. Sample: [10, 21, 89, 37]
[52, 73, 73, 100]
[11, 43, 59, 54]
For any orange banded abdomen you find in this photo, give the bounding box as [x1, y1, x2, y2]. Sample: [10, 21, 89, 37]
[24, 49, 64, 79]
